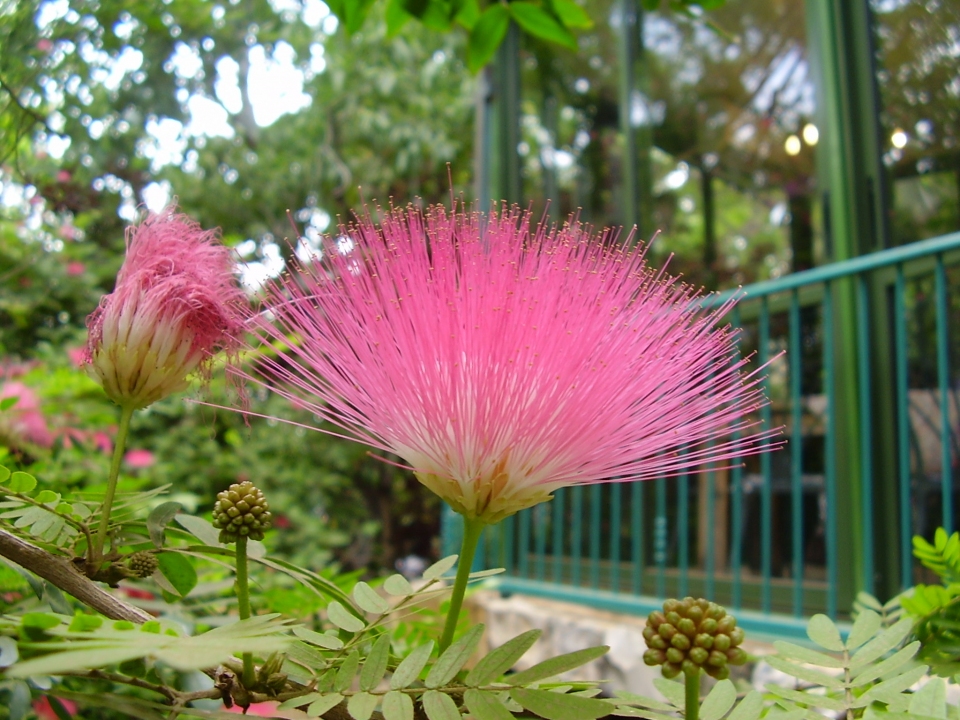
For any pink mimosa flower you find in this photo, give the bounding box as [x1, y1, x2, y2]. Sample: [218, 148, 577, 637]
[244, 205, 775, 524]
[124, 448, 155, 468]
[0, 381, 53, 449]
[83, 208, 246, 409]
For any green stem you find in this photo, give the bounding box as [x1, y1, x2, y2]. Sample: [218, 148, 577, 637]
[93, 403, 135, 563]
[685, 668, 700, 720]
[438, 516, 485, 655]
[235, 535, 256, 689]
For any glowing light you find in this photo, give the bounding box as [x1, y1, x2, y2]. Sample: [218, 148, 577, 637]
[891, 129, 908, 149]
[802, 123, 819, 146]
[784, 135, 801, 156]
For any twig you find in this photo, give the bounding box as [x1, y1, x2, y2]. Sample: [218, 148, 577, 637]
[0, 527, 151, 622]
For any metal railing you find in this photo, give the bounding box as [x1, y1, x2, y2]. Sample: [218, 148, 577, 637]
[442, 230, 960, 639]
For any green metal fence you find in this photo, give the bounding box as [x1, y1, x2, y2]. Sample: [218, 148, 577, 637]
[442, 229, 960, 639]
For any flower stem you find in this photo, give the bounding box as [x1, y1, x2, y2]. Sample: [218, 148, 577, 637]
[438, 516, 484, 655]
[94, 403, 135, 563]
[685, 668, 700, 720]
[235, 535, 256, 688]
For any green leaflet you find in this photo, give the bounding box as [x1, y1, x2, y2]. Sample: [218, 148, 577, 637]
[806, 614, 844, 651]
[699, 680, 737, 720]
[381, 690, 414, 720]
[293, 625, 344, 650]
[383, 573, 414, 596]
[727, 691, 765, 720]
[846, 609, 882, 651]
[466, 629, 541, 686]
[347, 692, 379, 720]
[426, 623, 484, 688]
[307, 693, 344, 718]
[651, 678, 684, 708]
[422, 689, 461, 720]
[359, 633, 391, 691]
[353, 581, 390, 614]
[390, 641, 434, 689]
[423, 554, 458, 581]
[507, 644, 608, 686]
[335, 650, 361, 692]
[509, 687, 611, 720]
[773, 641, 844, 669]
[465, 688, 518, 720]
[764, 655, 844, 690]
[850, 618, 914, 669]
[328, 600, 366, 633]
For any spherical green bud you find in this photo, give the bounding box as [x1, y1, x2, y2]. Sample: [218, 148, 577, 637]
[643, 625, 657, 642]
[707, 650, 728, 667]
[713, 634, 731, 652]
[662, 662, 682, 679]
[705, 665, 730, 680]
[682, 659, 700, 676]
[663, 599, 682, 614]
[649, 635, 668, 650]
[659, 623, 678, 640]
[697, 598, 710, 611]
[666, 648, 685, 665]
[644, 649, 666, 666]
[700, 618, 718, 634]
[686, 605, 704, 624]
[127, 551, 158, 578]
[717, 615, 737, 633]
[213, 481, 272, 543]
[677, 618, 697, 636]
[671, 634, 691, 651]
[727, 648, 748, 665]
[688, 647, 709, 665]
[729, 628, 745, 646]
[648, 611, 666, 629]
[666, 611, 682, 627]
[694, 633, 714, 649]
[708, 604, 726, 620]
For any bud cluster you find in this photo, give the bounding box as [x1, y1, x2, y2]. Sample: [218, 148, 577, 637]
[126, 550, 159, 579]
[642, 597, 747, 679]
[213, 481, 273, 543]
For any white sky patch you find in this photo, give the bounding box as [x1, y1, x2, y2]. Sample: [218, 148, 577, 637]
[142, 117, 186, 170]
[169, 41, 203, 80]
[215, 56, 243, 113]
[142, 180, 172, 212]
[247, 42, 311, 126]
[185, 95, 234, 138]
[240, 240, 285, 290]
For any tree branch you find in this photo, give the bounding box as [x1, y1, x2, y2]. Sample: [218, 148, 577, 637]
[0, 528, 152, 623]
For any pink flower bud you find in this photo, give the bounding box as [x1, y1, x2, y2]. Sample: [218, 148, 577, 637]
[83, 208, 245, 409]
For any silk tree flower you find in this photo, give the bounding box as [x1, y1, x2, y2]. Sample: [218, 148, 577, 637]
[83, 208, 246, 410]
[243, 205, 775, 525]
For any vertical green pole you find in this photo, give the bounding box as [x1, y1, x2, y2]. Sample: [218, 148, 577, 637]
[489, 23, 522, 205]
[856, 275, 875, 596]
[935, 255, 953, 534]
[504, 513, 515, 577]
[553, 487, 565, 583]
[611, 482, 622, 593]
[759, 299, 773, 613]
[678, 468, 689, 599]
[535, 505, 547, 582]
[590, 485, 602, 589]
[894, 265, 912, 589]
[632, 481, 644, 596]
[519, 508, 531, 578]
[789, 291, 804, 617]
[824, 281, 839, 617]
[656, 477, 667, 598]
[572, 485, 583, 587]
[731, 308, 743, 610]
[705, 465, 715, 600]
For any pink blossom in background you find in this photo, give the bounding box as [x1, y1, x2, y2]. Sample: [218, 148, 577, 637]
[241, 205, 777, 524]
[33, 696, 76, 720]
[123, 448, 155, 468]
[65, 260, 85, 275]
[83, 207, 246, 409]
[0, 381, 53, 449]
[67, 347, 86, 367]
[36, 39, 53, 53]
[92, 430, 113, 454]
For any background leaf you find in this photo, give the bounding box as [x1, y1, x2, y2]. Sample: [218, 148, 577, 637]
[156, 552, 197, 597]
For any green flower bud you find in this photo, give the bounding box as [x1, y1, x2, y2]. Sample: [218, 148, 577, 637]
[694, 633, 714, 649]
[708, 604, 726, 620]
[686, 605, 704, 624]
[659, 623, 678, 640]
[671, 634, 691, 651]
[708, 650, 727, 667]
[127, 551, 159, 579]
[717, 615, 737, 633]
[662, 662, 682, 679]
[688, 647, 709, 665]
[663, 599, 682, 614]
[700, 618, 718, 634]
[727, 648, 748, 665]
[649, 635, 668, 650]
[705, 665, 730, 680]
[729, 628, 745, 646]
[682, 659, 700, 676]
[643, 625, 657, 642]
[677, 618, 697, 636]
[648, 611, 666, 629]
[213, 481, 272, 543]
[713, 634, 731, 652]
[666, 648, 685, 665]
[666, 611, 682, 627]
[644, 649, 666, 666]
